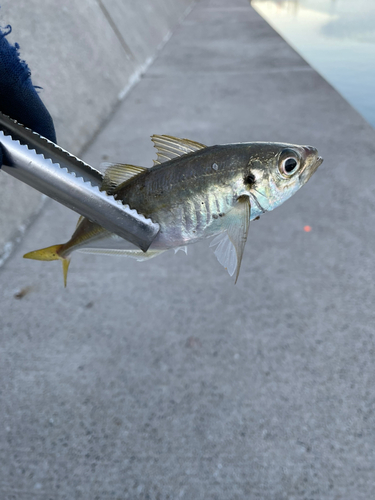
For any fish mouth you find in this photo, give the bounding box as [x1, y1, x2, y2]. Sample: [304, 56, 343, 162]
[299, 148, 323, 184]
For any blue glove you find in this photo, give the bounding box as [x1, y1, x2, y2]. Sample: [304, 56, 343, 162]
[0, 25, 56, 167]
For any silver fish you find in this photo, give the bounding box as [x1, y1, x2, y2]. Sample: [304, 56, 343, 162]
[24, 135, 322, 285]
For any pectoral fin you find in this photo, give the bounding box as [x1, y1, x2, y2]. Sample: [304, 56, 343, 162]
[209, 195, 250, 283]
[209, 232, 237, 277]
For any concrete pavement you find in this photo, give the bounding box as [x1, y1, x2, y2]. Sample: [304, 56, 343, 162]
[1, 0, 375, 498]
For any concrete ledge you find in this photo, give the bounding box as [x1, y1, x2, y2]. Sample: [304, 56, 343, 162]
[0, 0, 194, 263]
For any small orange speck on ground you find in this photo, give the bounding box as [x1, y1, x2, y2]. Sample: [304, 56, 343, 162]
[14, 286, 32, 299]
[304, 225, 312, 232]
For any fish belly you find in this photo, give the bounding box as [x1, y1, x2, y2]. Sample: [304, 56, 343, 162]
[70, 191, 234, 255]
[149, 191, 235, 249]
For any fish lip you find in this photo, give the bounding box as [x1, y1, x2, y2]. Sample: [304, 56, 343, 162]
[299, 154, 323, 183]
[313, 155, 324, 171]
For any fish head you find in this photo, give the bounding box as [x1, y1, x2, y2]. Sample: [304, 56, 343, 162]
[244, 143, 323, 216]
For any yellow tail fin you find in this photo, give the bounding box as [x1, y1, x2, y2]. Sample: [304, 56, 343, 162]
[23, 244, 71, 287]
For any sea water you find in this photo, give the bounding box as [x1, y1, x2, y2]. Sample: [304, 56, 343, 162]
[251, 0, 375, 128]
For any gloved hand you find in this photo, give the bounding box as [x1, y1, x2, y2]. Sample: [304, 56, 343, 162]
[0, 24, 56, 167]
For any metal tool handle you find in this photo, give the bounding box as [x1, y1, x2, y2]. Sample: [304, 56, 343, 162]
[0, 113, 159, 252]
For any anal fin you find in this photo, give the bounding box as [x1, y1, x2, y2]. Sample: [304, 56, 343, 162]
[77, 247, 165, 262]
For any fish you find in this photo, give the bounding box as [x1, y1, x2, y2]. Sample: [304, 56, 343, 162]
[24, 135, 323, 286]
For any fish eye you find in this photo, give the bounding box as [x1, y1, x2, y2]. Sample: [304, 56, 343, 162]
[278, 149, 301, 177]
[283, 158, 298, 173]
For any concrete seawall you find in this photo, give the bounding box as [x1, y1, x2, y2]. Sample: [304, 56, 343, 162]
[0, 0, 194, 264]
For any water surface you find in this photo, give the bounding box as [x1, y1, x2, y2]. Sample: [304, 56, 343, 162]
[252, 0, 375, 128]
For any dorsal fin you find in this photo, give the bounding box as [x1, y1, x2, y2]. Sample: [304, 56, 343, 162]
[151, 135, 207, 165]
[101, 163, 147, 194]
